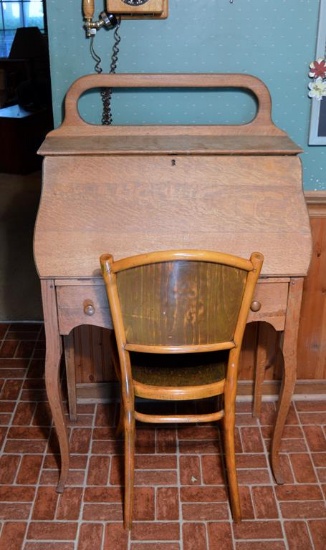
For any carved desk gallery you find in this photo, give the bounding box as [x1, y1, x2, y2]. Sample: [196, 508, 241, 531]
[34, 73, 312, 493]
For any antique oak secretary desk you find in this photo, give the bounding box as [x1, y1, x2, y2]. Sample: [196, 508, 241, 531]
[34, 73, 312, 494]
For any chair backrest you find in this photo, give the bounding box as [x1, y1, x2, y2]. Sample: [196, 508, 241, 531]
[100, 250, 263, 355]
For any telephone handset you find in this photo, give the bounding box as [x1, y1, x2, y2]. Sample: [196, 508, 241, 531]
[83, 0, 118, 37]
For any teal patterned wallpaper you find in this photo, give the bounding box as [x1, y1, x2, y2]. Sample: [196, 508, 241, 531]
[46, 0, 325, 191]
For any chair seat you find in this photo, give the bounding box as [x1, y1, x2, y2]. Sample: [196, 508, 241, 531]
[131, 351, 227, 387]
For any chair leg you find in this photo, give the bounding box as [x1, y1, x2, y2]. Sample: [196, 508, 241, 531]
[116, 394, 124, 437]
[124, 413, 136, 530]
[222, 415, 242, 522]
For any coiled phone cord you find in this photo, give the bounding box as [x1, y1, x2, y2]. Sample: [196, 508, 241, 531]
[89, 17, 121, 125]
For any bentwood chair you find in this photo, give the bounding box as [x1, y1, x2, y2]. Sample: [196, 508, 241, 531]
[100, 249, 264, 529]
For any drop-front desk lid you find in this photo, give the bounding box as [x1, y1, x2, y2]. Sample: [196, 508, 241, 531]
[34, 74, 312, 279]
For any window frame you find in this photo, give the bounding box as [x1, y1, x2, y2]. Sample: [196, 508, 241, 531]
[0, 1, 46, 58]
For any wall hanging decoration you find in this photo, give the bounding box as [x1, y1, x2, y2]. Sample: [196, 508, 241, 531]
[309, 0, 326, 144]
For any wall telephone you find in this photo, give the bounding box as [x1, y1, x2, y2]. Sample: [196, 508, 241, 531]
[108, 0, 168, 18]
[83, 0, 168, 32]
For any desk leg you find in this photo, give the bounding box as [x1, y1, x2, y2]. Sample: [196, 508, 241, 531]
[270, 277, 304, 484]
[41, 279, 70, 493]
[64, 333, 77, 422]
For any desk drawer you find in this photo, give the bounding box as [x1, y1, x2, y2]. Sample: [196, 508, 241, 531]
[247, 281, 288, 331]
[56, 279, 288, 336]
[57, 284, 112, 334]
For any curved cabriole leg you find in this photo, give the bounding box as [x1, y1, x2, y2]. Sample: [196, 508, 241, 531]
[270, 278, 304, 485]
[64, 332, 77, 422]
[222, 412, 241, 522]
[253, 323, 269, 418]
[124, 412, 135, 530]
[41, 279, 70, 493]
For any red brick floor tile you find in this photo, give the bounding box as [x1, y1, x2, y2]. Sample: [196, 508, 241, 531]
[157, 487, 179, 520]
[275, 483, 323, 501]
[298, 412, 326, 424]
[77, 523, 104, 550]
[56, 487, 83, 520]
[16, 455, 43, 485]
[208, 522, 234, 550]
[103, 523, 129, 550]
[136, 454, 177, 470]
[24, 544, 74, 550]
[0, 521, 27, 550]
[179, 455, 201, 485]
[235, 453, 268, 469]
[237, 467, 271, 485]
[0, 485, 35, 502]
[251, 486, 279, 518]
[130, 545, 180, 550]
[135, 428, 156, 454]
[83, 502, 123, 521]
[1, 379, 23, 400]
[289, 453, 317, 483]
[311, 451, 326, 467]
[69, 427, 92, 454]
[183, 502, 229, 520]
[201, 453, 225, 484]
[0, 455, 20, 484]
[295, 401, 326, 412]
[308, 519, 326, 550]
[131, 522, 180, 542]
[133, 487, 155, 521]
[235, 543, 286, 549]
[284, 521, 314, 550]
[238, 486, 255, 519]
[32, 486, 58, 520]
[0, 503, 31, 520]
[12, 401, 36, 425]
[240, 426, 265, 453]
[0, 339, 19, 358]
[5, 438, 47, 455]
[181, 485, 227, 503]
[233, 520, 283, 540]
[274, 454, 295, 484]
[87, 455, 111, 485]
[156, 428, 177, 454]
[281, 500, 326, 519]
[182, 522, 207, 550]
[84, 486, 122, 503]
[135, 470, 177, 486]
[303, 425, 326, 452]
[1, 324, 326, 549]
[27, 521, 78, 541]
[95, 402, 116, 427]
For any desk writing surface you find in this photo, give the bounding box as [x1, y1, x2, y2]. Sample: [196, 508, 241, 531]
[34, 153, 311, 279]
[38, 133, 301, 156]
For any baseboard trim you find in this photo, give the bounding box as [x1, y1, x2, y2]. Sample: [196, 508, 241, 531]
[75, 379, 326, 404]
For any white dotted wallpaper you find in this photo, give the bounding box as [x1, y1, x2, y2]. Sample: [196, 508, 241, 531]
[46, 0, 325, 190]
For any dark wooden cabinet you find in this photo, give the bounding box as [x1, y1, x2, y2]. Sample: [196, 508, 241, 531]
[0, 104, 52, 174]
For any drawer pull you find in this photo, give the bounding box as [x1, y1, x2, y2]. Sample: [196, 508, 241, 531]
[84, 300, 95, 316]
[250, 300, 262, 312]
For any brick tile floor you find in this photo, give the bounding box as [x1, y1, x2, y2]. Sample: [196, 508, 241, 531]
[0, 323, 325, 549]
